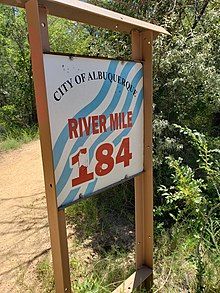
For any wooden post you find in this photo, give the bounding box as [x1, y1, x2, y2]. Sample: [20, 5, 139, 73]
[132, 30, 154, 291]
[25, 1, 71, 292]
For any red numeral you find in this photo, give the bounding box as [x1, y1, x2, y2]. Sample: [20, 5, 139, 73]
[116, 137, 132, 167]
[71, 148, 94, 187]
[95, 143, 114, 176]
[70, 137, 132, 186]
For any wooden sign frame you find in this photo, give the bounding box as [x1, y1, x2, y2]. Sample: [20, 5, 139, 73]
[0, 0, 169, 292]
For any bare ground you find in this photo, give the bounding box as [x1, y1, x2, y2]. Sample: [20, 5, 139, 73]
[0, 140, 50, 292]
[0, 140, 135, 292]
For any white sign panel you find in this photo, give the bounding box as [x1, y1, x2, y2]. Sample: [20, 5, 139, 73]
[43, 54, 144, 209]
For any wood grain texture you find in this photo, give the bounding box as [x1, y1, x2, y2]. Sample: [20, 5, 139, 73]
[112, 266, 152, 293]
[1, 0, 169, 35]
[132, 30, 154, 291]
[25, 1, 71, 292]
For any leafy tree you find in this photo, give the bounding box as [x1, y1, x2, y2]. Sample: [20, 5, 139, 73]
[157, 125, 220, 291]
[154, 1, 220, 135]
[48, 16, 92, 54]
[0, 6, 34, 130]
[89, 1, 220, 135]
[0, 6, 92, 132]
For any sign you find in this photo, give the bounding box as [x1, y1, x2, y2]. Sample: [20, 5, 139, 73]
[43, 53, 144, 209]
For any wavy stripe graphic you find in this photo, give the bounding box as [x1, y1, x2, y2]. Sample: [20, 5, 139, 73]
[59, 178, 98, 208]
[58, 87, 143, 208]
[53, 60, 118, 169]
[101, 62, 135, 116]
[85, 178, 98, 196]
[88, 68, 143, 161]
[113, 88, 143, 146]
[60, 187, 80, 208]
[56, 62, 137, 197]
[56, 135, 88, 196]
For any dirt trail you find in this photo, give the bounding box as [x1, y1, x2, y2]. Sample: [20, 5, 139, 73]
[0, 140, 50, 292]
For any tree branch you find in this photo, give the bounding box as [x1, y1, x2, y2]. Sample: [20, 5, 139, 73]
[191, 0, 210, 30]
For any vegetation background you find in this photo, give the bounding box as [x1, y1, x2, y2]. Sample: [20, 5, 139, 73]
[0, 0, 219, 292]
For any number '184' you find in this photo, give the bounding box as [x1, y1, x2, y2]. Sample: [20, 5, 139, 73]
[71, 137, 132, 187]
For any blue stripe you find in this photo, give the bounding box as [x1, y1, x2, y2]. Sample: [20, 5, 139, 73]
[113, 88, 143, 146]
[60, 187, 80, 208]
[88, 67, 143, 161]
[102, 62, 135, 116]
[53, 60, 119, 169]
[85, 178, 98, 196]
[59, 178, 98, 208]
[56, 135, 88, 195]
[56, 62, 137, 196]
[120, 69, 143, 114]
[59, 86, 143, 208]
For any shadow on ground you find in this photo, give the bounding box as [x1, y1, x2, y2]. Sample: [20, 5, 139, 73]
[66, 180, 135, 256]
